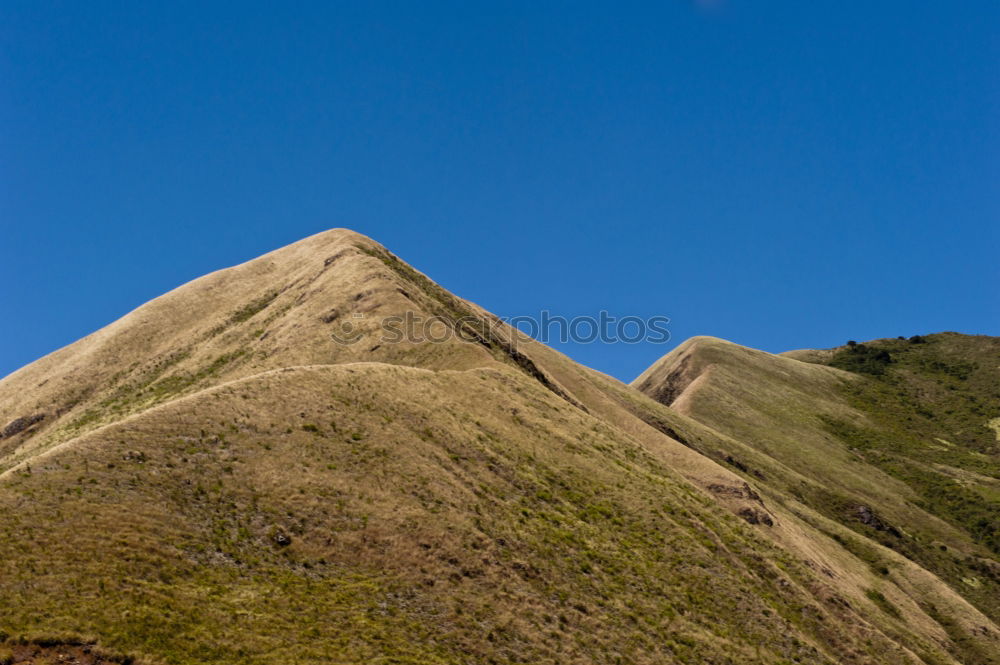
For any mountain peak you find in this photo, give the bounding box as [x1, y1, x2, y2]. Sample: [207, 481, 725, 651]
[0, 230, 580, 470]
[2, 237, 998, 664]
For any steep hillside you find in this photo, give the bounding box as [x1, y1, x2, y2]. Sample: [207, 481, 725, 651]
[0, 230, 514, 475]
[1, 231, 997, 664]
[635, 334, 1000, 664]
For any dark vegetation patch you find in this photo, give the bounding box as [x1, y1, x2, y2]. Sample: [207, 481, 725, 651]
[830, 342, 894, 376]
[1, 414, 46, 439]
[208, 291, 280, 338]
[723, 454, 767, 479]
[865, 588, 902, 619]
[815, 524, 895, 578]
[227, 291, 280, 326]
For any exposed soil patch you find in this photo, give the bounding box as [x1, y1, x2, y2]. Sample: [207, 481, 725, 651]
[856, 505, 902, 538]
[708, 482, 763, 504]
[0, 641, 128, 665]
[738, 507, 775, 526]
[707, 483, 774, 525]
[642, 353, 694, 406]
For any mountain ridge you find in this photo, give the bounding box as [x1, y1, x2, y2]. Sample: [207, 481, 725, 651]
[1, 230, 997, 664]
[634, 330, 1000, 654]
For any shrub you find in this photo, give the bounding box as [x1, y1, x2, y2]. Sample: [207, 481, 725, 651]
[829, 344, 894, 376]
[865, 588, 902, 619]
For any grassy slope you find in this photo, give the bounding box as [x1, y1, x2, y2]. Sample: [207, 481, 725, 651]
[3, 362, 975, 665]
[1, 231, 996, 663]
[806, 335, 1000, 592]
[634, 334, 1000, 664]
[0, 230, 509, 476]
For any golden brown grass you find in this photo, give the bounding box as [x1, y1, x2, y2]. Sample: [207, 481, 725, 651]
[0, 230, 996, 664]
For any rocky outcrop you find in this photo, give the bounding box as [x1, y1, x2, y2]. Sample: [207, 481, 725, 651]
[1, 413, 45, 439]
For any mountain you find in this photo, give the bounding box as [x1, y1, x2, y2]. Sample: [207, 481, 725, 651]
[634, 333, 1000, 664]
[1, 230, 997, 665]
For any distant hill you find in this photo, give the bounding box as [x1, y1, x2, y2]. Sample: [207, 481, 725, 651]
[634, 332, 1000, 665]
[1, 230, 997, 664]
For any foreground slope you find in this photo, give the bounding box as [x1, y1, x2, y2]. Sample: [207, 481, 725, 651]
[1, 231, 997, 664]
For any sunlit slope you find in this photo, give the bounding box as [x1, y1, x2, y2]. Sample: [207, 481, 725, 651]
[635, 334, 1000, 660]
[0, 229, 568, 475]
[1, 231, 997, 664]
[633, 337, 926, 524]
[0, 361, 981, 665]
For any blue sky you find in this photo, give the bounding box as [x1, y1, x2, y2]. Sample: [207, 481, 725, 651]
[2, 1, 997, 382]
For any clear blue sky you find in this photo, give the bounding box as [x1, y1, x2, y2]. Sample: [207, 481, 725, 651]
[2, 2, 997, 382]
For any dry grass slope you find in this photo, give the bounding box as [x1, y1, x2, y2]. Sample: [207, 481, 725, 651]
[1, 230, 996, 663]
